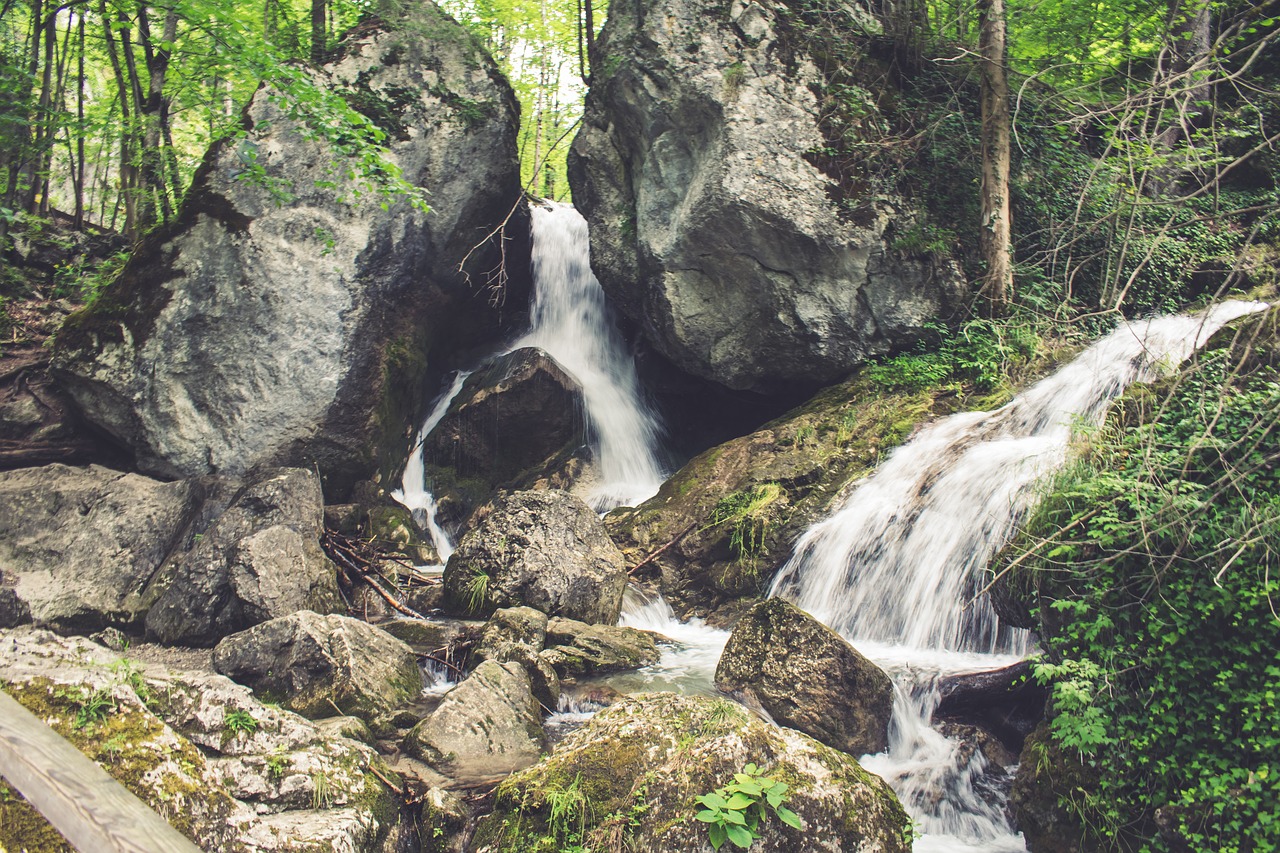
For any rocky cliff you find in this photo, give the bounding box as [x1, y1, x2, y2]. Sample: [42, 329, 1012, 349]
[52, 3, 528, 497]
[569, 0, 965, 393]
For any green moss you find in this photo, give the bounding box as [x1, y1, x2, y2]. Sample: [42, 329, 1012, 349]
[0, 780, 73, 852]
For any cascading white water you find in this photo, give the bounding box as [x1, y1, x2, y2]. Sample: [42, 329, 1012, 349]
[394, 201, 666, 553]
[770, 300, 1270, 851]
[391, 371, 471, 565]
[514, 202, 666, 511]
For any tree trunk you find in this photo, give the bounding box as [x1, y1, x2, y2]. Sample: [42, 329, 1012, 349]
[977, 0, 1013, 315]
[310, 0, 325, 64]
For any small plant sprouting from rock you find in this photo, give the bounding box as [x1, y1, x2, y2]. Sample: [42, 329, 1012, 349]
[224, 709, 259, 735]
[463, 566, 491, 614]
[694, 762, 801, 849]
[265, 747, 290, 780]
[706, 483, 784, 565]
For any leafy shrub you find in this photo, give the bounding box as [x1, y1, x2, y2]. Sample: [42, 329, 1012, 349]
[1006, 323, 1280, 851]
[694, 763, 801, 850]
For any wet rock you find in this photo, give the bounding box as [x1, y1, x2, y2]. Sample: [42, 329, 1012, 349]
[934, 660, 1047, 753]
[52, 1, 527, 496]
[569, 0, 964, 393]
[473, 692, 911, 852]
[474, 606, 560, 708]
[715, 598, 893, 756]
[403, 660, 544, 780]
[442, 490, 628, 623]
[212, 611, 422, 720]
[424, 348, 586, 520]
[378, 617, 469, 651]
[0, 627, 402, 852]
[540, 617, 659, 677]
[473, 606, 549, 661]
[0, 464, 203, 634]
[145, 468, 341, 647]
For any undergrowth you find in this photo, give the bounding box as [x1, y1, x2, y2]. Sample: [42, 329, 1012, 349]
[1003, 315, 1280, 851]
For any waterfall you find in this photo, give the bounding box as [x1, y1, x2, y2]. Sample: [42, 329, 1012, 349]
[514, 202, 666, 511]
[770, 300, 1269, 851]
[391, 370, 472, 565]
[393, 202, 665, 560]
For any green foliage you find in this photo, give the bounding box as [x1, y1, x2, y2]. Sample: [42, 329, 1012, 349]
[265, 748, 290, 779]
[465, 568, 491, 614]
[1007, 323, 1280, 851]
[866, 318, 1039, 393]
[693, 762, 801, 850]
[224, 709, 260, 735]
[57, 685, 117, 729]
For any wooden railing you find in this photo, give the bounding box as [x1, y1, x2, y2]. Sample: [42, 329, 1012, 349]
[0, 690, 203, 852]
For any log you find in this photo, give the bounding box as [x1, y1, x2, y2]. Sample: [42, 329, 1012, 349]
[0, 689, 202, 852]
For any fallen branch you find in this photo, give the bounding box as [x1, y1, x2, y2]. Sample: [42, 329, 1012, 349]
[628, 523, 695, 575]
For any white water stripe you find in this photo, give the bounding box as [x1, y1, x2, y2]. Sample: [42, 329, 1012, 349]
[514, 202, 666, 511]
[769, 300, 1269, 850]
[391, 370, 472, 565]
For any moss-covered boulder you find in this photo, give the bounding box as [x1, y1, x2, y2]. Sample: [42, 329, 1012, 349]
[212, 611, 423, 720]
[442, 490, 628, 623]
[607, 372, 950, 621]
[715, 598, 893, 756]
[473, 692, 910, 853]
[539, 617, 660, 678]
[0, 627, 402, 852]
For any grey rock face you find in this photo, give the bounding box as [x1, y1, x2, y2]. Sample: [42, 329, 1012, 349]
[213, 611, 422, 720]
[715, 597, 893, 755]
[540, 617, 660, 677]
[0, 464, 202, 633]
[52, 2, 525, 492]
[404, 659, 544, 780]
[569, 0, 965, 392]
[442, 490, 628, 623]
[425, 348, 586, 522]
[146, 468, 341, 647]
[0, 627, 402, 852]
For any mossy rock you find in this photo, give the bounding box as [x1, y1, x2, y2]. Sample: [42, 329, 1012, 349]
[606, 368, 949, 621]
[472, 692, 911, 853]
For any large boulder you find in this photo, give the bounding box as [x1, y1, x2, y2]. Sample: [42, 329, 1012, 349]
[0, 464, 204, 633]
[403, 659, 544, 780]
[441, 490, 628, 623]
[52, 1, 527, 496]
[212, 611, 422, 720]
[0, 627, 403, 852]
[715, 598, 893, 756]
[473, 692, 910, 852]
[145, 468, 341, 647]
[568, 0, 964, 393]
[424, 348, 586, 524]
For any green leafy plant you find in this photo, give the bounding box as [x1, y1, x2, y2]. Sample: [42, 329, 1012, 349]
[63, 686, 116, 729]
[265, 747, 290, 779]
[224, 709, 259, 735]
[694, 762, 801, 850]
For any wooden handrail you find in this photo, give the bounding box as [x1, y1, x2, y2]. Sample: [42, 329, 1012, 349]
[0, 689, 203, 853]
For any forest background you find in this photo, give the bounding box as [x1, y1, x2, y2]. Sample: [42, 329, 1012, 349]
[0, 0, 1278, 848]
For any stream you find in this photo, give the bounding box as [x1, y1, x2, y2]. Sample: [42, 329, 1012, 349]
[397, 203, 1268, 851]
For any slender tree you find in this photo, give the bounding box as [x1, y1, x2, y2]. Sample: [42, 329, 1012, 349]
[976, 0, 1013, 314]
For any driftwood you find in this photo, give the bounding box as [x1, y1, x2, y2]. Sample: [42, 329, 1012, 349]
[321, 527, 436, 620]
[628, 523, 696, 575]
